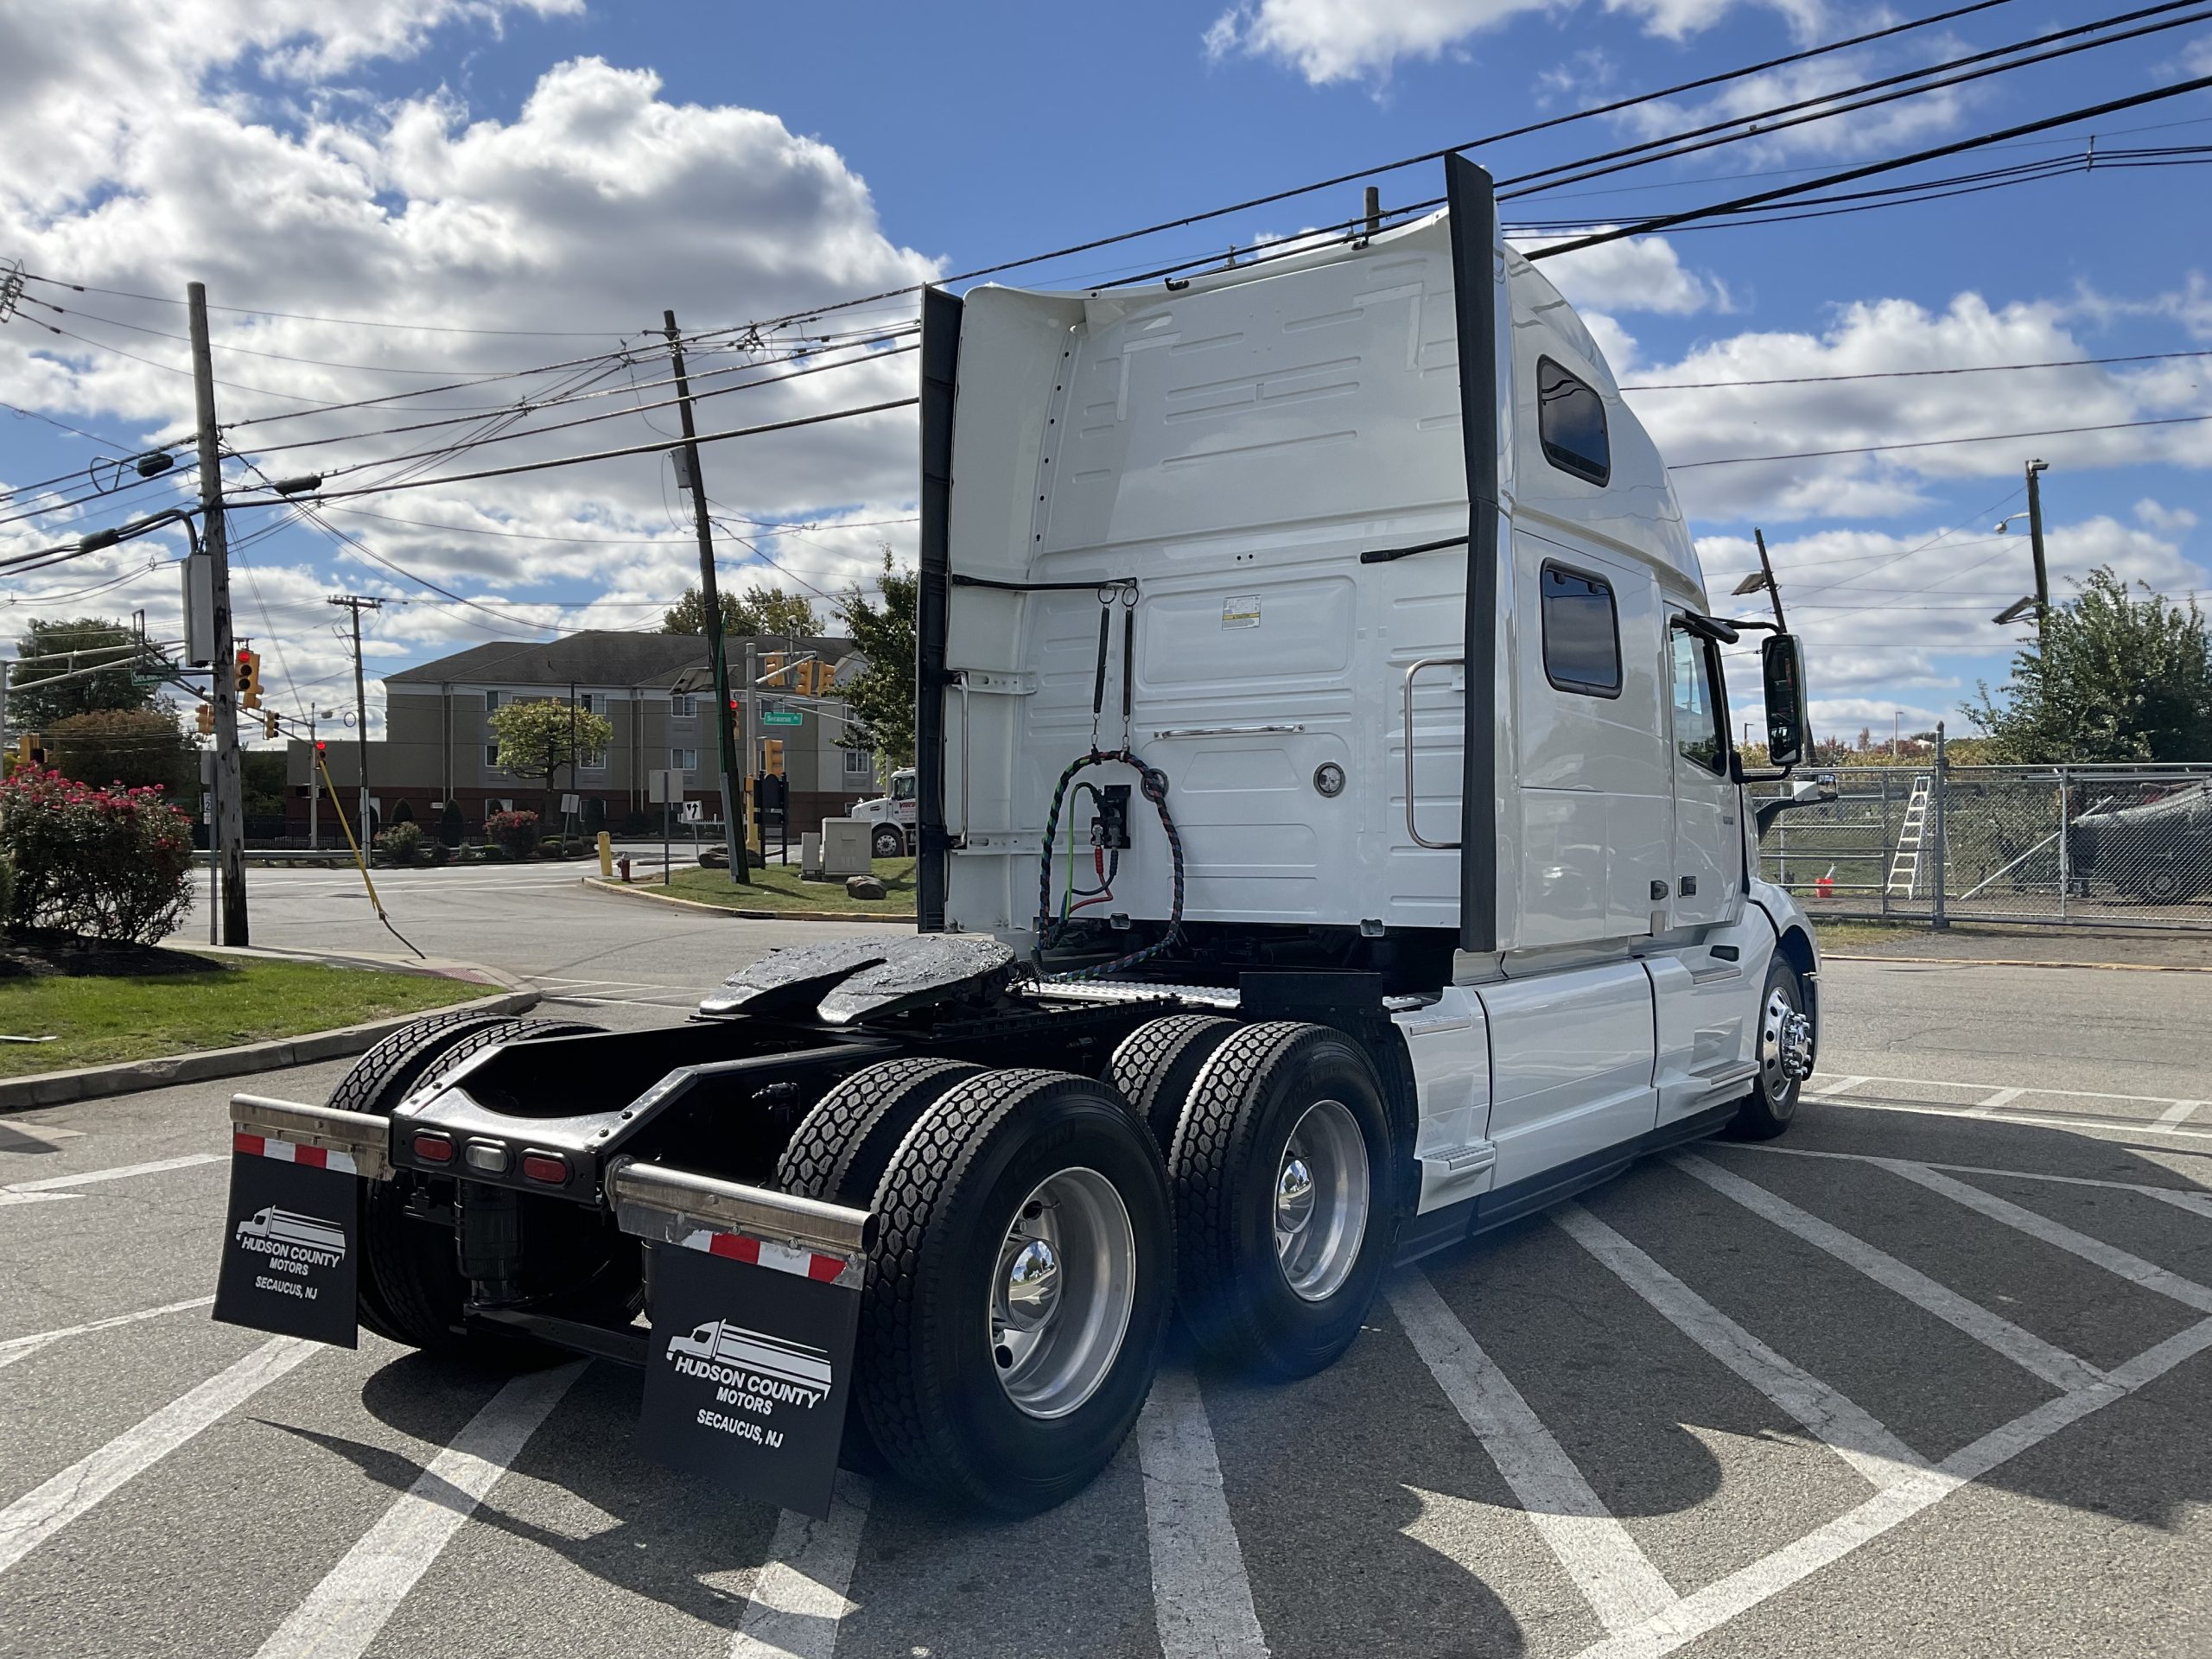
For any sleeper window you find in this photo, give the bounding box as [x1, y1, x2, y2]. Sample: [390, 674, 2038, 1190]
[1541, 563, 1622, 697]
[1537, 356, 1610, 486]
[1670, 626, 1729, 775]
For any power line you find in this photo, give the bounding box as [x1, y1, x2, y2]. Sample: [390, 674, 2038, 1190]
[1623, 346, 2212, 391]
[15, 274, 645, 338]
[1673, 412, 2212, 468]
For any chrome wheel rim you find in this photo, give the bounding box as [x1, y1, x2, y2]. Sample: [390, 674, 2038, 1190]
[1759, 986, 1814, 1108]
[1274, 1098, 1370, 1302]
[988, 1167, 1136, 1420]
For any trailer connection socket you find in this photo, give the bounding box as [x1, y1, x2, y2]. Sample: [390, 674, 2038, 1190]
[1090, 785, 1132, 851]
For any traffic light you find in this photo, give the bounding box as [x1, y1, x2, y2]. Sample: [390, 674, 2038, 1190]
[761, 652, 789, 689]
[760, 738, 785, 776]
[236, 649, 263, 710]
[264, 710, 280, 740]
[15, 733, 46, 769]
[197, 703, 215, 736]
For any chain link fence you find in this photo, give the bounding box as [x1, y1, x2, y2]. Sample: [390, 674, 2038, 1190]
[1761, 757, 2212, 930]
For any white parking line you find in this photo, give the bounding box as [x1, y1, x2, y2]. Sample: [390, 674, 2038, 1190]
[2153, 1100, 2206, 1129]
[1136, 1364, 1270, 1659]
[1571, 1315, 2212, 1659]
[1671, 1154, 2104, 1394]
[1553, 1205, 1923, 1491]
[1815, 1071, 2198, 1110]
[0, 1154, 224, 1207]
[728, 1474, 873, 1659]
[0, 1119, 83, 1147]
[1388, 1273, 1678, 1636]
[0, 1336, 318, 1575]
[1725, 1144, 2212, 1219]
[1965, 1088, 2023, 1116]
[1808, 1091, 2212, 1143]
[1871, 1160, 2212, 1315]
[0, 1297, 215, 1372]
[251, 1360, 586, 1659]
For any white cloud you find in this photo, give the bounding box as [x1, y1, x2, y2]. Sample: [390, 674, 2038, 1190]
[1204, 0, 1819, 86]
[0, 16, 936, 723]
[1514, 232, 1728, 317]
[2135, 499, 2199, 536]
[1613, 291, 2212, 524]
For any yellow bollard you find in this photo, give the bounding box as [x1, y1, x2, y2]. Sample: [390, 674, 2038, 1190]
[596, 830, 613, 877]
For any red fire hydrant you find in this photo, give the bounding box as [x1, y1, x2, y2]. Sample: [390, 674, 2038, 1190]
[616, 856, 632, 884]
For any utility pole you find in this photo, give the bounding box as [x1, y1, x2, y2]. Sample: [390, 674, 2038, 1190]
[328, 595, 384, 840]
[2024, 458, 2050, 643]
[663, 308, 748, 883]
[188, 283, 249, 946]
[307, 709, 319, 851]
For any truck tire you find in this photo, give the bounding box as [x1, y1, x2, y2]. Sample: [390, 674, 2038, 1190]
[1727, 958, 1812, 1141]
[777, 1057, 983, 1207]
[348, 1017, 623, 1355]
[1106, 1015, 1237, 1153]
[1170, 1021, 1395, 1379]
[856, 1068, 1173, 1514]
[871, 823, 906, 859]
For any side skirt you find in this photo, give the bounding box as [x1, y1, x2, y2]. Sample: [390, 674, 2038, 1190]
[1394, 1098, 1742, 1266]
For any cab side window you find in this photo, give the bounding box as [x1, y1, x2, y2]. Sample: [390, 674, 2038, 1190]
[1537, 356, 1610, 486]
[1669, 626, 1729, 775]
[1541, 563, 1621, 698]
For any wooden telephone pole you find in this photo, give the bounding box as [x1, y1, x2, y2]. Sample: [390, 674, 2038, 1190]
[188, 283, 249, 946]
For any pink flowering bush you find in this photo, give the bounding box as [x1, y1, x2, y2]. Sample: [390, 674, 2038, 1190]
[0, 769, 195, 943]
[485, 809, 539, 861]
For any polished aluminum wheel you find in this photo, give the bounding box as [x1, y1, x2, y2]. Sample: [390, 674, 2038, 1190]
[988, 1166, 1136, 1420]
[1759, 984, 1815, 1104]
[1274, 1098, 1370, 1302]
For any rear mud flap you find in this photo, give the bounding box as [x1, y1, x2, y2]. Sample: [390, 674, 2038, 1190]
[212, 1133, 360, 1348]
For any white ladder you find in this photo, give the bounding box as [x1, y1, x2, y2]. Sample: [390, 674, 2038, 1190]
[1885, 774, 1933, 898]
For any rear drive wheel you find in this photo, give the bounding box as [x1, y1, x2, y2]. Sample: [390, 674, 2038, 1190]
[1171, 1022, 1395, 1378]
[872, 823, 906, 859]
[777, 1057, 983, 1207]
[1727, 958, 1813, 1141]
[855, 1069, 1173, 1514]
[1107, 1015, 1237, 1153]
[345, 1017, 632, 1355]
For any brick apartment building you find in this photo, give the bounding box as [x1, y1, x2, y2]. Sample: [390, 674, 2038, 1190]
[285, 631, 882, 839]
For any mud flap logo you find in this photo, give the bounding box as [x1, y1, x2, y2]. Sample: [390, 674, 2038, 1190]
[212, 1153, 359, 1348]
[638, 1243, 860, 1517]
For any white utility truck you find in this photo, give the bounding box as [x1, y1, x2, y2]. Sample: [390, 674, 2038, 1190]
[215, 158, 1821, 1520]
[849, 766, 918, 856]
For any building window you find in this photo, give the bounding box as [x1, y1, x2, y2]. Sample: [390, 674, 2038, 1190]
[670, 694, 696, 718]
[483, 690, 500, 713]
[1540, 563, 1621, 698]
[579, 744, 607, 771]
[575, 692, 596, 714]
[843, 747, 876, 780]
[671, 747, 698, 772]
[1536, 355, 1610, 486]
[484, 742, 503, 769]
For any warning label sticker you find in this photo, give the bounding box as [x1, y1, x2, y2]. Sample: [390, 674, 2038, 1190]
[1222, 595, 1262, 629]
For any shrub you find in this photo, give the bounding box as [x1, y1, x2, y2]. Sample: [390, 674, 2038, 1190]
[539, 836, 566, 859]
[0, 848, 13, 920]
[485, 810, 538, 860]
[375, 821, 423, 865]
[563, 838, 589, 859]
[620, 810, 651, 836]
[0, 769, 195, 943]
[424, 839, 451, 867]
[437, 800, 465, 847]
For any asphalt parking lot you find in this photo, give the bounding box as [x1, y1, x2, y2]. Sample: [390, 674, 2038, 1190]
[3, 899, 2208, 1658]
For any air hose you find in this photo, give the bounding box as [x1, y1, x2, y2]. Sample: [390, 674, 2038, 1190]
[1034, 747, 1185, 981]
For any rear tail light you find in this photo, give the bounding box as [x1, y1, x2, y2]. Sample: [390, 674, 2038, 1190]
[412, 1132, 454, 1164]
[521, 1152, 569, 1185]
[463, 1140, 511, 1174]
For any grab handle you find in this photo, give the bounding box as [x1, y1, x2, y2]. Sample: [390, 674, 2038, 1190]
[1402, 655, 1465, 850]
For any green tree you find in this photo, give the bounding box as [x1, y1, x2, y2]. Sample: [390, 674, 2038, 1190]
[662, 581, 817, 637]
[46, 709, 194, 794]
[1968, 567, 2212, 763]
[10, 617, 166, 728]
[835, 550, 918, 771]
[487, 697, 616, 811]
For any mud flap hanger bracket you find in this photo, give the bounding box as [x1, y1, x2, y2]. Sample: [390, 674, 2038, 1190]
[231, 1093, 392, 1181]
[607, 1158, 875, 1288]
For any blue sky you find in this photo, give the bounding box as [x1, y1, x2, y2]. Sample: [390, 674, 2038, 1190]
[1, 0, 2207, 743]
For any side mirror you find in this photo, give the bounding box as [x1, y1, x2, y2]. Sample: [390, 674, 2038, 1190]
[1762, 634, 1809, 769]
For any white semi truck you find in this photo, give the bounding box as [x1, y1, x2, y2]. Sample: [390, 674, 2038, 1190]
[218, 157, 1822, 1517]
[848, 768, 918, 857]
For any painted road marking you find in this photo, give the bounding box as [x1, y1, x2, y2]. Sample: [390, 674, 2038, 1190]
[1554, 1204, 1923, 1490]
[251, 1361, 586, 1659]
[2153, 1100, 2206, 1129]
[0, 1337, 317, 1575]
[1814, 1071, 2200, 1112]
[1726, 1144, 2212, 1219]
[1389, 1272, 1679, 1635]
[1672, 1154, 2104, 1394]
[0, 1154, 224, 1207]
[1808, 1092, 2212, 1143]
[728, 1474, 873, 1659]
[1871, 1160, 2212, 1314]
[1569, 1316, 2212, 1659]
[1136, 1364, 1270, 1659]
[0, 1119, 83, 1148]
[1965, 1087, 2023, 1116]
[0, 1297, 215, 1372]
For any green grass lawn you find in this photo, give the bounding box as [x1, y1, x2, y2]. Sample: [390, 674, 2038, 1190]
[0, 956, 484, 1077]
[656, 856, 918, 917]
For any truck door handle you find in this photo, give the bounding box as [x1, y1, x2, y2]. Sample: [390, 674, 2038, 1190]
[1679, 876, 1698, 896]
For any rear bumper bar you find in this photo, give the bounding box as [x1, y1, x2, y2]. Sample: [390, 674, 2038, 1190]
[231, 1093, 392, 1181]
[607, 1158, 873, 1290]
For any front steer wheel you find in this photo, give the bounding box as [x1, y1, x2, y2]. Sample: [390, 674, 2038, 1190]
[1171, 1021, 1396, 1379]
[871, 823, 906, 859]
[1726, 958, 1813, 1141]
[855, 1068, 1173, 1515]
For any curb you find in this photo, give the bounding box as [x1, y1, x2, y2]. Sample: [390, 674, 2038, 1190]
[1822, 951, 2212, 974]
[582, 876, 914, 925]
[0, 948, 539, 1112]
